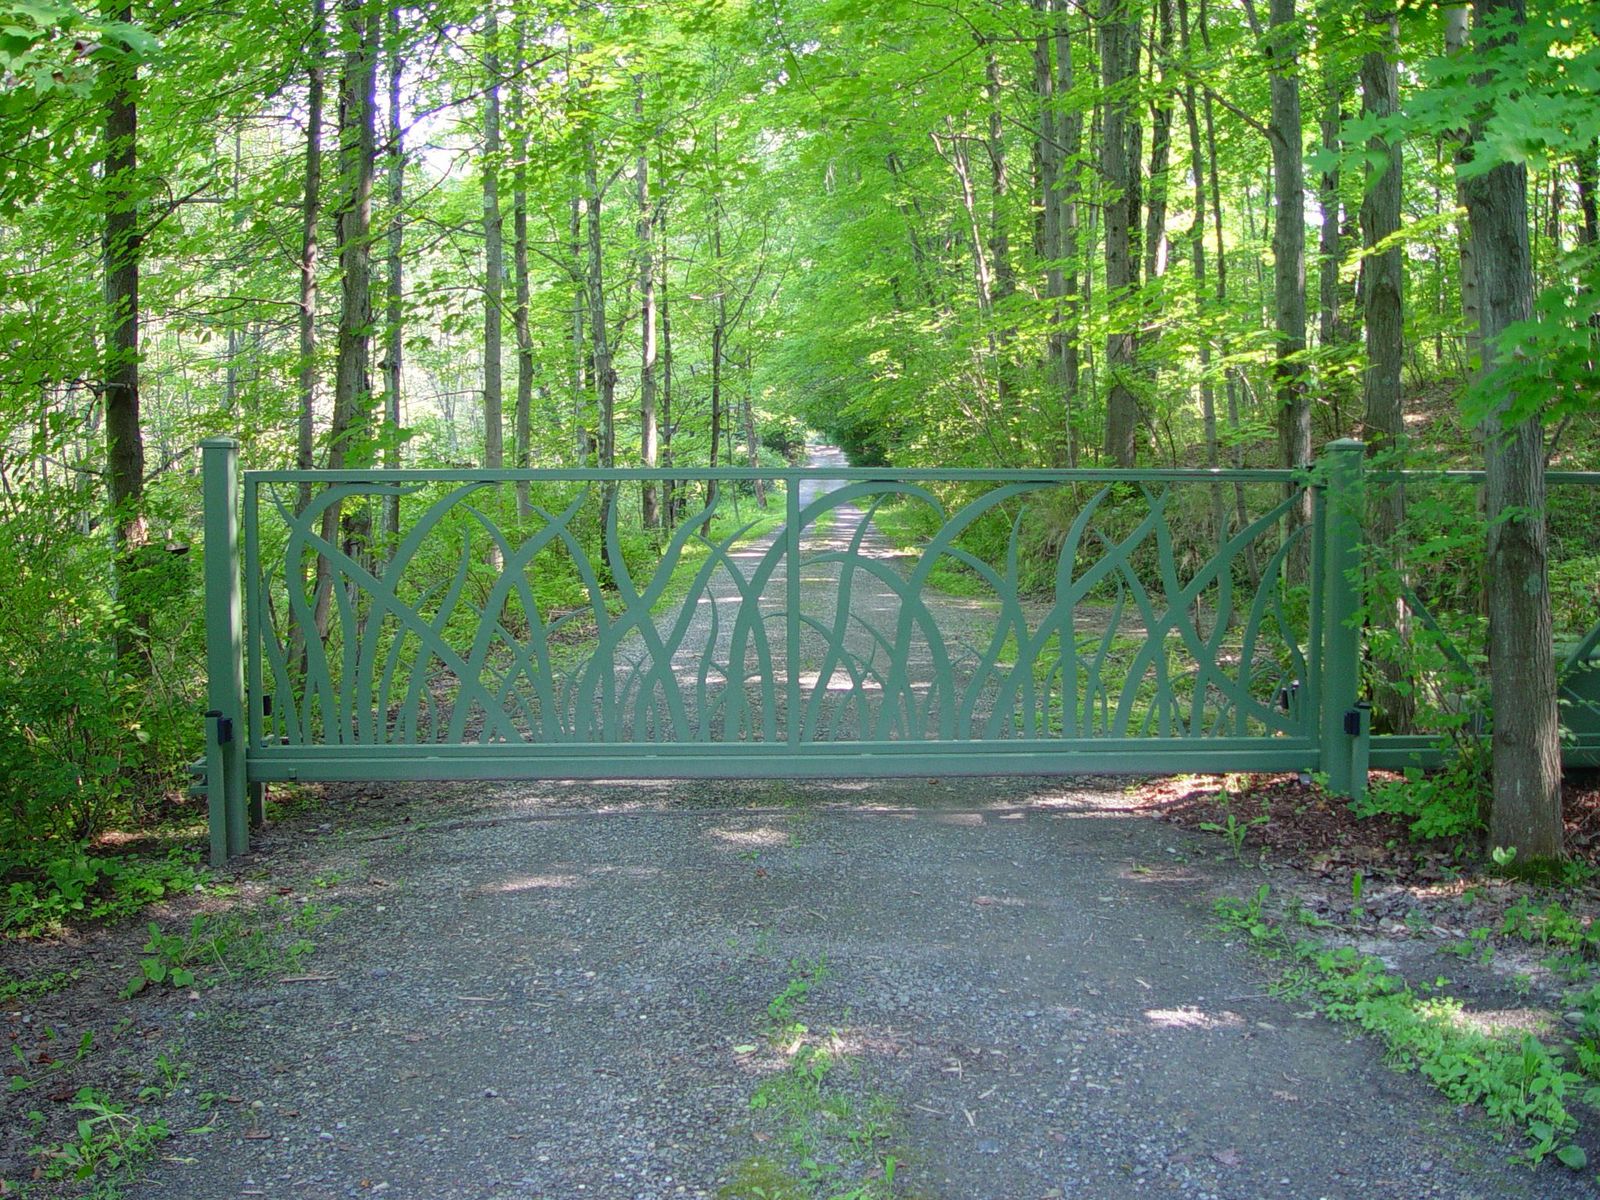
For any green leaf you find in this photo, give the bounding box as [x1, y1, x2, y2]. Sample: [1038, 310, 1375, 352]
[1555, 1144, 1587, 1170]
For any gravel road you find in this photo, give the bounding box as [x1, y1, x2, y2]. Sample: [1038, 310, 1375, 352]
[129, 779, 1589, 1200]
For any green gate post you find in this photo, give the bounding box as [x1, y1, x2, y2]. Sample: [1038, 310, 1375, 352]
[202, 438, 248, 865]
[1318, 439, 1366, 797]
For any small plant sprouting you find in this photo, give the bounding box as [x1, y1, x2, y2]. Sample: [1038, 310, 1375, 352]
[1199, 793, 1269, 861]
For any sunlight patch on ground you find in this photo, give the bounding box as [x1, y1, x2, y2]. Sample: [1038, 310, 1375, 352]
[474, 872, 584, 895]
[1143, 1006, 1245, 1030]
[1430, 1003, 1556, 1039]
[710, 826, 791, 848]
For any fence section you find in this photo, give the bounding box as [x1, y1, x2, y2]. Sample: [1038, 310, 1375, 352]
[200, 438, 1598, 865]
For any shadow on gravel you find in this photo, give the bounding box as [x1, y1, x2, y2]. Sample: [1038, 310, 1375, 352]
[128, 778, 1590, 1200]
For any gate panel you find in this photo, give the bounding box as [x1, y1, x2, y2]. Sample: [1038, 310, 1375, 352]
[238, 464, 1317, 776]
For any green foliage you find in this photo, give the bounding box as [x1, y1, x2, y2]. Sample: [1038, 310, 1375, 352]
[1, 849, 207, 936]
[1198, 791, 1269, 860]
[1219, 886, 1594, 1169]
[1353, 751, 1488, 841]
[34, 1086, 169, 1193]
[0, 968, 74, 1002]
[119, 900, 330, 998]
[725, 956, 906, 1200]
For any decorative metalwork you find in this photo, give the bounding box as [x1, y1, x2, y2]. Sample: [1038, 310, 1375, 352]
[244, 472, 1315, 758]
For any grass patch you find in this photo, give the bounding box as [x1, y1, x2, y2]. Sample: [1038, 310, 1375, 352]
[1217, 884, 1598, 1172]
[721, 955, 914, 1200]
[0, 968, 76, 1003]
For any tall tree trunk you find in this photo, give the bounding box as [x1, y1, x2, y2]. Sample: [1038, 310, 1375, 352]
[1264, 0, 1310, 566]
[1360, 8, 1411, 732]
[637, 83, 659, 530]
[659, 204, 675, 526]
[382, 0, 403, 546]
[1142, 0, 1175, 288]
[314, 0, 378, 639]
[103, 0, 147, 665]
[297, 0, 325, 518]
[1578, 140, 1599, 249]
[1445, 7, 1482, 374]
[1177, 0, 1223, 540]
[1053, 0, 1083, 463]
[481, 4, 504, 475]
[570, 192, 588, 461]
[1100, 0, 1141, 465]
[737, 346, 763, 506]
[584, 132, 616, 557]
[984, 42, 1016, 417]
[1460, 0, 1561, 861]
[1360, 17, 1403, 459]
[1317, 32, 1347, 368]
[512, 20, 534, 520]
[1033, 0, 1068, 462]
[1199, 0, 1256, 579]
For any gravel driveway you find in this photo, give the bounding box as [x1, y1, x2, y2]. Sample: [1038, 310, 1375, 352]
[123, 775, 1589, 1200]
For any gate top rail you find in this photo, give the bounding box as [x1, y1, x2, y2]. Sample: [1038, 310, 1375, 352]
[244, 465, 1309, 484]
[1368, 469, 1600, 485]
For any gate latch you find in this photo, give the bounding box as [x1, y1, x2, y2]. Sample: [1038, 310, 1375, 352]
[206, 710, 234, 745]
[1342, 702, 1371, 737]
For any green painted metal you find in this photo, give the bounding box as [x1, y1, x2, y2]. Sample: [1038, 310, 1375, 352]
[198, 438, 1599, 858]
[202, 439, 248, 866]
[235, 465, 1312, 772]
[1316, 440, 1365, 798]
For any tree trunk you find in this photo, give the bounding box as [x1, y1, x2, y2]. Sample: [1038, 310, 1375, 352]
[739, 345, 764, 506]
[1176, 0, 1223, 540]
[1317, 39, 1346, 363]
[1360, 8, 1412, 732]
[1100, 0, 1141, 465]
[984, 43, 1016, 415]
[314, 0, 378, 639]
[512, 20, 534, 519]
[1460, 0, 1562, 862]
[1198, 0, 1255, 579]
[637, 83, 659, 530]
[1360, 19, 1402, 460]
[1053, 0, 1082, 464]
[481, 4, 504, 474]
[1265, 0, 1310, 569]
[570, 192, 588, 462]
[382, 0, 403, 546]
[1578, 139, 1599, 249]
[1445, 7, 1482, 374]
[584, 133, 616, 558]
[297, 0, 325, 518]
[1142, 0, 1175, 288]
[659, 204, 675, 525]
[104, 0, 148, 665]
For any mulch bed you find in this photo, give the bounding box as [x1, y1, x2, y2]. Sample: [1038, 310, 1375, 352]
[1131, 769, 1600, 886]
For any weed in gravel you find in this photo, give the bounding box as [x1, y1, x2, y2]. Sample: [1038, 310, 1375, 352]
[120, 899, 334, 998]
[727, 958, 911, 1199]
[1198, 793, 1267, 861]
[1, 847, 211, 936]
[32, 1085, 170, 1196]
[1217, 887, 1594, 1171]
[0, 967, 76, 1003]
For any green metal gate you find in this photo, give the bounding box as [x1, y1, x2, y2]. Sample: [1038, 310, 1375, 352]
[197, 438, 1600, 865]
